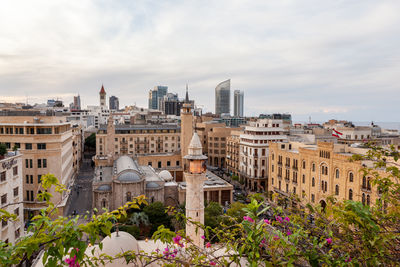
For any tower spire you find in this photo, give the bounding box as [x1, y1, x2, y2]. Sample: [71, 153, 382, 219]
[185, 84, 189, 103]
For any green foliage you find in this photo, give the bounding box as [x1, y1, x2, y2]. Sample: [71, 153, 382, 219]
[204, 202, 223, 229]
[0, 143, 6, 156]
[85, 133, 96, 149]
[226, 202, 247, 222]
[117, 225, 140, 239]
[231, 175, 239, 181]
[143, 202, 172, 235]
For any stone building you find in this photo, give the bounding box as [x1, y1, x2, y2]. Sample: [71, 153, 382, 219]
[0, 114, 75, 218]
[226, 130, 243, 176]
[268, 141, 387, 208]
[0, 152, 24, 244]
[239, 116, 290, 192]
[195, 121, 226, 154]
[207, 126, 242, 169]
[92, 155, 177, 212]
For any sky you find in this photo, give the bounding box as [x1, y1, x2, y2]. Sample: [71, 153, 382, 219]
[0, 0, 399, 122]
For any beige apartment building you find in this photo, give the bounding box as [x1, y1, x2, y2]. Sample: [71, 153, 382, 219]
[0, 114, 75, 218]
[268, 141, 384, 208]
[0, 152, 24, 244]
[208, 127, 241, 169]
[195, 121, 226, 154]
[226, 130, 242, 176]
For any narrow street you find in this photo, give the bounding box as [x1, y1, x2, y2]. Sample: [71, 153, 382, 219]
[65, 155, 94, 218]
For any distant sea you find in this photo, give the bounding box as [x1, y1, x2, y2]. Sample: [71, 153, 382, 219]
[354, 122, 400, 131]
[295, 121, 400, 131]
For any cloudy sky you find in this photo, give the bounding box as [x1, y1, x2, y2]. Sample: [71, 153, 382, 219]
[0, 0, 399, 122]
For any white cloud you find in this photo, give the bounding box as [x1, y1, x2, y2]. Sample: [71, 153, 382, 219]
[0, 0, 399, 121]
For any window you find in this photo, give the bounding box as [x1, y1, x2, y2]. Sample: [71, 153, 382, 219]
[13, 166, 18, 176]
[37, 128, 52, 134]
[126, 192, 132, 202]
[349, 189, 353, 200]
[311, 194, 315, 203]
[1, 194, 7, 205]
[43, 159, 47, 168]
[0, 172, 5, 182]
[14, 208, 19, 216]
[367, 195, 370, 206]
[158, 161, 162, 168]
[362, 176, 366, 189]
[302, 174, 305, 183]
[312, 163, 315, 172]
[37, 143, 47, 150]
[2, 219, 7, 228]
[26, 190, 34, 201]
[38, 159, 42, 168]
[286, 184, 289, 193]
[101, 199, 107, 208]
[25, 143, 32, 150]
[349, 172, 354, 182]
[13, 187, 18, 197]
[148, 162, 152, 166]
[302, 161, 306, 169]
[25, 159, 29, 168]
[176, 161, 180, 166]
[15, 228, 20, 239]
[335, 169, 339, 179]
[362, 193, 366, 205]
[38, 175, 42, 184]
[167, 161, 171, 166]
[312, 177, 315, 187]
[335, 185, 339, 195]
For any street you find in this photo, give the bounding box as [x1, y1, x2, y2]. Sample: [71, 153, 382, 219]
[65, 155, 94, 218]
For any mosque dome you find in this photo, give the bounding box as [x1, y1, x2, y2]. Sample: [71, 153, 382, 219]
[159, 170, 173, 181]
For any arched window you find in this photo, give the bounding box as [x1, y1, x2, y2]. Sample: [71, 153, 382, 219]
[302, 174, 305, 183]
[335, 185, 339, 195]
[335, 169, 340, 179]
[367, 195, 370, 206]
[312, 177, 315, 187]
[324, 181, 328, 192]
[362, 176, 366, 189]
[151, 196, 155, 203]
[349, 189, 353, 200]
[312, 163, 315, 172]
[271, 153, 274, 160]
[362, 193, 365, 205]
[101, 198, 107, 208]
[126, 192, 132, 202]
[349, 172, 354, 182]
[367, 178, 371, 190]
[302, 160, 306, 169]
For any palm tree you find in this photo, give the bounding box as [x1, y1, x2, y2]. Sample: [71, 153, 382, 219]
[129, 212, 149, 227]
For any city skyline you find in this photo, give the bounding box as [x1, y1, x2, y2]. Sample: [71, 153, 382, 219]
[0, 1, 399, 122]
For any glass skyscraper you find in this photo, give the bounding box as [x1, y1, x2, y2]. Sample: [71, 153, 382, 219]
[215, 79, 231, 115]
[234, 90, 244, 117]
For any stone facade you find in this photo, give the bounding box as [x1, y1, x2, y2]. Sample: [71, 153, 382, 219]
[226, 130, 242, 176]
[0, 153, 24, 244]
[268, 141, 386, 207]
[195, 121, 225, 154]
[0, 115, 75, 218]
[208, 127, 242, 169]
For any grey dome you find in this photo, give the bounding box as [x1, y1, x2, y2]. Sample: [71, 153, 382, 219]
[117, 171, 141, 182]
[96, 184, 111, 191]
[146, 182, 161, 189]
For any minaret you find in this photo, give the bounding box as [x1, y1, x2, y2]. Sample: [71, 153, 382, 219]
[183, 133, 207, 247]
[106, 114, 115, 158]
[180, 85, 194, 165]
[100, 84, 107, 109]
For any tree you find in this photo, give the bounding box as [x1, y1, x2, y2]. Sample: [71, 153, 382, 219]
[0, 143, 6, 157]
[204, 202, 223, 229]
[84, 133, 96, 150]
[143, 201, 172, 235]
[226, 202, 247, 222]
[128, 212, 149, 227]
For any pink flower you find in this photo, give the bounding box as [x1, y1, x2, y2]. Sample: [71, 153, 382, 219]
[210, 261, 216, 266]
[286, 230, 292, 236]
[173, 235, 182, 245]
[206, 242, 211, 248]
[64, 255, 80, 267]
[243, 216, 254, 222]
[264, 219, 270, 225]
[201, 235, 205, 239]
[326, 238, 332, 245]
[284, 217, 290, 223]
[345, 256, 352, 263]
[273, 235, 280, 241]
[275, 216, 283, 224]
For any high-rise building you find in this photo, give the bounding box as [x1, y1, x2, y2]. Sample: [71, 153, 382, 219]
[109, 96, 119, 110]
[234, 90, 244, 117]
[73, 95, 81, 110]
[99, 85, 107, 109]
[215, 79, 231, 115]
[148, 86, 168, 110]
